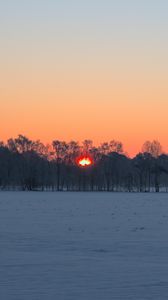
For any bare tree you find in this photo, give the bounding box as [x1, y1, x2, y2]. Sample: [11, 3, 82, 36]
[0, 135, 168, 192]
[52, 140, 69, 190]
[142, 140, 162, 158]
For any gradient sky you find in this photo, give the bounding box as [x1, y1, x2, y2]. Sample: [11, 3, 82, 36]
[0, 0, 168, 156]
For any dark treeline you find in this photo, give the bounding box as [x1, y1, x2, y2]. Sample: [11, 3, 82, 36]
[0, 135, 168, 192]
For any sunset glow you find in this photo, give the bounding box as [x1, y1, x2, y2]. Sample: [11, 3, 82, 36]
[0, 1, 168, 156]
[77, 157, 93, 167]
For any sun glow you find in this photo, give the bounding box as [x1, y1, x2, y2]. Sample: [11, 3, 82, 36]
[77, 156, 93, 167]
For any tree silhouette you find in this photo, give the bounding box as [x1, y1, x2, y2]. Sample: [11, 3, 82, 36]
[0, 135, 167, 192]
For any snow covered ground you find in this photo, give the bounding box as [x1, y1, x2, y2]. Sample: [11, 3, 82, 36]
[0, 192, 168, 300]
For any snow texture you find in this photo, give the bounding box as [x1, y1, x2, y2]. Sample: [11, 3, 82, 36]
[0, 192, 168, 299]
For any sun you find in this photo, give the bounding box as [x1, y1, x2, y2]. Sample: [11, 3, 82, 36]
[77, 156, 93, 167]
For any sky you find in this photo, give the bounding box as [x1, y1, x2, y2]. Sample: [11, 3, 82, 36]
[0, 0, 168, 156]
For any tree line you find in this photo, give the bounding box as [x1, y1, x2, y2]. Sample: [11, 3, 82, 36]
[0, 135, 168, 192]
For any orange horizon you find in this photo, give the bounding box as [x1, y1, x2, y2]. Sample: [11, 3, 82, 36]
[1, 1, 168, 158]
[1, 132, 167, 158]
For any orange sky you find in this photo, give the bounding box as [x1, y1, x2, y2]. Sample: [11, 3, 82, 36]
[0, 1, 168, 156]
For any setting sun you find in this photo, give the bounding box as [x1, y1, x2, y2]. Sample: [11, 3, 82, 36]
[77, 157, 93, 167]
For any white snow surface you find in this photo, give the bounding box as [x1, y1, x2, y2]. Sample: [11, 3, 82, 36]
[0, 192, 168, 300]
